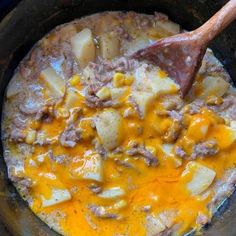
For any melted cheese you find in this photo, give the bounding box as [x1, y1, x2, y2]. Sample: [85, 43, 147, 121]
[18, 71, 236, 236]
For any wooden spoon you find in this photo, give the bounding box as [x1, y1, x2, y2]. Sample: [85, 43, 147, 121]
[132, 0, 236, 96]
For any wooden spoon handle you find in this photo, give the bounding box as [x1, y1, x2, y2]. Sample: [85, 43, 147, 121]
[196, 0, 236, 44]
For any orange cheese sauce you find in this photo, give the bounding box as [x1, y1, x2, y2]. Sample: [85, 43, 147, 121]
[17, 71, 236, 236]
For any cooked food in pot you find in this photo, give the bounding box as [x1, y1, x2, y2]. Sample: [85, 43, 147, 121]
[2, 11, 236, 236]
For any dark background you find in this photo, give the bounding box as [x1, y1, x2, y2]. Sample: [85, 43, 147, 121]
[0, 1, 18, 234]
[0, 0, 19, 20]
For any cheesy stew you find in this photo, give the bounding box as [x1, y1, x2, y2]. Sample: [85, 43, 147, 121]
[2, 11, 236, 236]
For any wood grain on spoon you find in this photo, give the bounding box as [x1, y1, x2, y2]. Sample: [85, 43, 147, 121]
[132, 0, 236, 96]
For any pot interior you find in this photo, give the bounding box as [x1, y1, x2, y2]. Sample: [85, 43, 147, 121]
[0, 0, 235, 235]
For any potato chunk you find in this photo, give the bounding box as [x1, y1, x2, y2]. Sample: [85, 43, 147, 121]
[40, 67, 65, 98]
[148, 71, 180, 96]
[110, 87, 128, 100]
[187, 116, 210, 142]
[95, 109, 123, 150]
[100, 32, 120, 59]
[41, 188, 71, 207]
[125, 37, 149, 55]
[133, 67, 179, 95]
[64, 88, 81, 109]
[71, 28, 96, 68]
[146, 214, 166, 236]
[96, 87, 111, 100]
[182, 161, 216, 195]
[131, 91, 155, 118]
[198, 76, 230, 99]
[98, 187, 125, 199]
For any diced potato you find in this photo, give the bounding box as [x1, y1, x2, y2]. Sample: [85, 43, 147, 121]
[161, 143, 174, 156]
[98, 187, 125, 199]
[230, 120, 236, 129]
[40, 67, 66, 98]
[100, 32, 120, 59]
[198, 76, 230, 99]
[71, 28, 96, 68]
[133, 65, 152, 92]
[187, 116, 210, 142]
[64, 88, 80, 109]
[125, 37, 150, 55]
[96, 87, 111, 100]
[41, 188, 71, 207]
[156, 20, 180, 35]
[147, 71, 180, 96]
[131, 91, 155, 118]
[6, 73, 23, 98]
[158, 210, 176, 228]
[182, 161, 216, 195]
[110, 87, 128, 100]
[95, 109, 123, 150]
[146, 214, 166, 236]
[72, 153, 103, 182]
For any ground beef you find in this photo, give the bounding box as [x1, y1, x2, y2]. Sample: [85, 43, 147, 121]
[191, 140, 219, 160]
[112, 57, 139, 72]
[85, 94, 117, 108]
[154, 12, 169, 21]
[88, 205, 119, 219]
[59, 124, 81, 148]
[114, 26, 133, 41]
[10, 127, 26, 142]
[129, 96, 143, 119]
[84, 61, 113, 84]
[126, 144, 158, 167]
[92, 139, 107, 158]
[184, 99, 205, 115]
[163, 120, 182, 143]
[88, 184, 103, 194]
[61, 42, 80, 78]
[115, 159, 134, 169]
[13, 114, 28, 129]
[19, 96, 44, 115]
[217, 95, 236, 120]
[10, 175, 33, 198]
[196, 213, 210, 225]
[175, 146, 186, 158]
[48, 151, 68, 164]
[167, 110, 183, 122]
[35, 132, 58, 146]
[161, 95, 184, 111]
[134, 14, 151, 29]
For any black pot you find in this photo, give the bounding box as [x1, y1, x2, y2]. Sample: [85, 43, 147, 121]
[0, 1, 235, 235]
